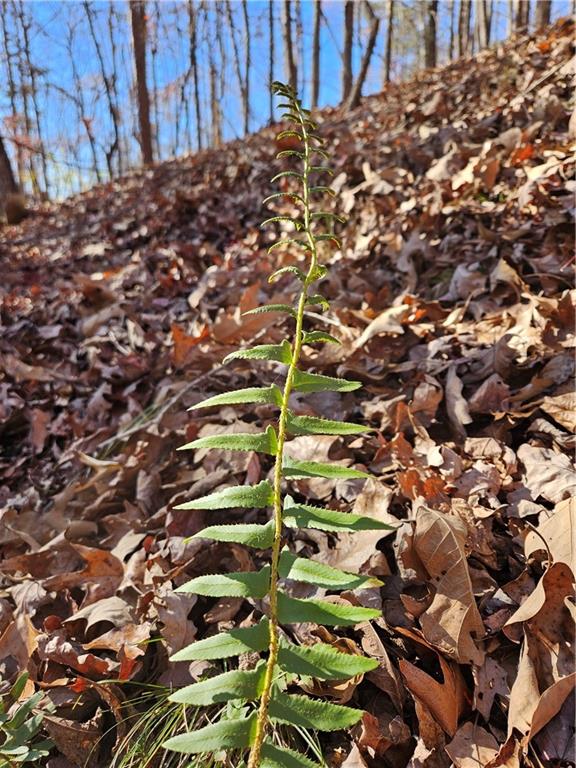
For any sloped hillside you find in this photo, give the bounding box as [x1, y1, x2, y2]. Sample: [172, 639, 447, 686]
[0, 19, 574, 768]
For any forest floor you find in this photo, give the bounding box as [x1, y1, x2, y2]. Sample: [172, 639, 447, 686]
[0, 18, 574, 768]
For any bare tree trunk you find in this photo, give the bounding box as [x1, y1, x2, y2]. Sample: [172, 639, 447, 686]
[383, 0, 395, 84]
[226, 1, 248, 134]
[84, 2, 121, 178]
[282, 0, 297, 90]
[242, 0, 251, 133]
[311, 0, 321, 109]
[476, 0, 492, 49]
[187, 1, 202, 150]
[130, 0, 154, 165]
[342, 1, 354, 103]
[0, 135, 19, 196]
[515, 0, 530, 30]
[268, 0, 274, 122]
[458, 0, 472, 57]
[535, 0, 551, 28]
[448, 0, 455, 59]
[150, 1, 161, 159]
[1, 3, 24, 186]
[424, 0, 438, 68]
[107, 4, 125, 174]
[346, 1, 379, 110]
[16, 1, 48, 196]
[66, 18, 102, 184]
[295, 0, 304, 94]
[203, 2, 221, 147]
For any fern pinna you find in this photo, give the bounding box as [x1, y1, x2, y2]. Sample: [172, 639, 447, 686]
[163, 82, 390, 768]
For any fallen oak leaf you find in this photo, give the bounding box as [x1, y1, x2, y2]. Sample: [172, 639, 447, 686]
[413, 505, 485, 665]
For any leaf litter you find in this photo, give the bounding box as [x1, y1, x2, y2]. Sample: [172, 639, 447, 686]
[0, 19, 574, 768]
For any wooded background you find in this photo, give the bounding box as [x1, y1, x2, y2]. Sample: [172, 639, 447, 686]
[0, 0, 568, 201]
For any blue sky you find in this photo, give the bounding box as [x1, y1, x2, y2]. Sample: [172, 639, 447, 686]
[1, 0, 570, 198]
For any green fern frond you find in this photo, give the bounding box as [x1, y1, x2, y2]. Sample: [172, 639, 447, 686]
[164, 80, 382, 768]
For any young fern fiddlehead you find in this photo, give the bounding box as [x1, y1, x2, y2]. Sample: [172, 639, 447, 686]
[163, 82, 391, 768]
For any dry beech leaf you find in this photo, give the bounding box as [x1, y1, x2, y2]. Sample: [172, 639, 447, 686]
[413, 506, 485, 665]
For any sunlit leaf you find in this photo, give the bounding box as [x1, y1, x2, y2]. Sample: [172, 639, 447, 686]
[243, 304, 296, 318]
[282, 457, 370, 480]
[178, 426, 278, 456]
[277, 638, 378, 680]
[223, 340, 292, 364]
[169, 619, 270, 662]
[292, 369, 360, 392]
[286, 412, 366, 436]
[261, 741, 323, 768]
[269, 692, 362, 730]
[163, 715, 256, 754]
[177, 565, 271, 598]
[188, 385, 283, 410]
[169, 662, 265, 706]
[278, 591, 380, 626]
[193, 520, 275, 548]
[278, 551, 381, 589]
[174, 480, 274, 510]
[283, 496, 394, 533]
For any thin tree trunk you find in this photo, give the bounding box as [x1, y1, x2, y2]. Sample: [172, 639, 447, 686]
[458, 0, 472, 57]
[67, 19, 102, 185]
[476, 0, 492, 49]
[311, 0, 321, 109]
[342, 1, 354, 103]
[424, 0, 438, 68]
[448, 0, 455, 60]
[535, 0, 551, 28]
[283, 0, 297, 90]
[242, 0, 251, 134]
[346, 1, 379, 110]
[268, 0, 274, 122]
[295, 0, 304, 94]
[150, 2, 161, 159]
[1, 3, 24, 186]
[107, 4, 124, 174]
[383, 0, 395, 84]
[84, 2, 121, 178]
[187, 1, 202, 150]
[515, 0, 530, 30]
[130, 0, 154, 164]
[0, 135, 19, 196]
[16, 1, 48, 196]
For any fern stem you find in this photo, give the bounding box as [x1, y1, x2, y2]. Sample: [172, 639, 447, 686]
[247, 96, 318, 768]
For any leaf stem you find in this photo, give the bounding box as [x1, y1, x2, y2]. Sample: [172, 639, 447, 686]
[247, 94, 318, 768]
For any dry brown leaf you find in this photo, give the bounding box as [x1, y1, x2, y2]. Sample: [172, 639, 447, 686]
[517, 443, 576, 504]
[413, 506, 485, 665]
[524, 497, 575, 570]
[446, 721, 499, 767]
